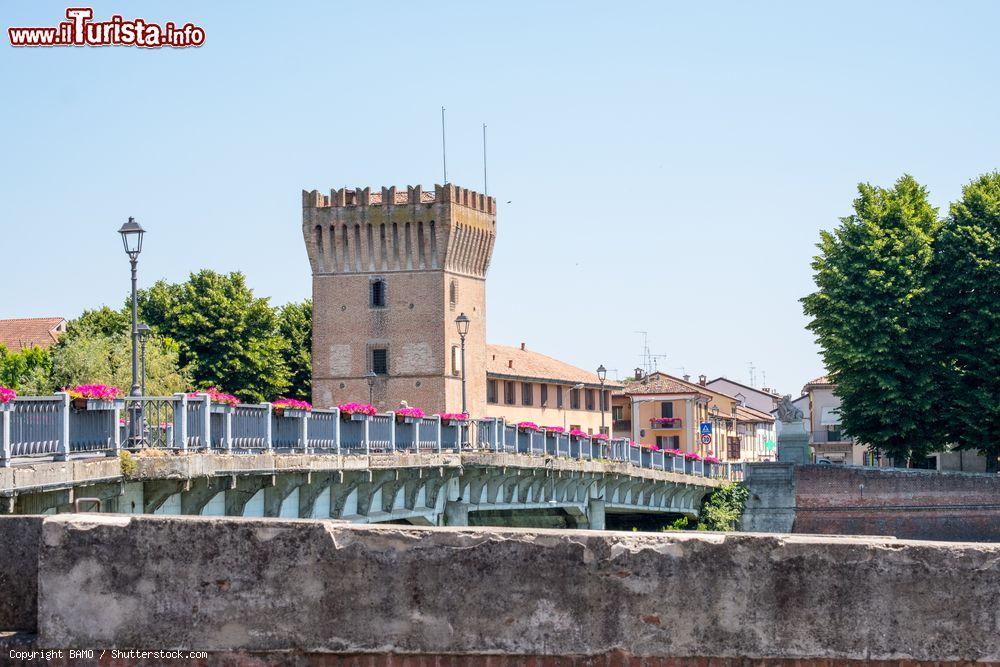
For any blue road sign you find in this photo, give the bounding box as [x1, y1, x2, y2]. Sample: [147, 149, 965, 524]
[700, 421, 712, 435]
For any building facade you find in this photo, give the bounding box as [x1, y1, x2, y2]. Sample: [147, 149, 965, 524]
[705, 377, 781, 415]
[303, 184, 495, 415]
[484, 343, 617, 435]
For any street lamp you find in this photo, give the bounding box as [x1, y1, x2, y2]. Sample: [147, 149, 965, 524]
[597, 364, 607, 435]
[117, 217, 145, 399]
[711, 405, 720, 458]
[455, 312, 470, 416]
[137, 323, 151, 396]
[366, 371, 377, 405]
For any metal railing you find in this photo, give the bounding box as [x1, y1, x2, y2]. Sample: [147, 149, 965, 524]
[0, 395, 747, 480]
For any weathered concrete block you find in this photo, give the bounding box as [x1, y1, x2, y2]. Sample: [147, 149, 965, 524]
[0, 516, 43, 631]
[33, 515, 1000, 661]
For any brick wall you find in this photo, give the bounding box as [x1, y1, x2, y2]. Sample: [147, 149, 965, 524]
[792, 464, 1000, 541]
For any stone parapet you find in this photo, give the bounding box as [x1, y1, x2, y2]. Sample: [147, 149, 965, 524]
[17, 515, 1000, 662]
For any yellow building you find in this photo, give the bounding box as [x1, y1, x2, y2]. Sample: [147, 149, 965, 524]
[484, 343, 620, 435]
[611, 372, 758, 462]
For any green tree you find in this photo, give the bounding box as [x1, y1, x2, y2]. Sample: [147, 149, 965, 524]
[697, 483, 749, 531]
[49, 331, 190, 395]
[927, 173, 1000, 465]
[139, 270, 289, 403]
[802, 175, 943, 463]
[0, 345, 53, 394]
[277, 299, 312, 401]
[62, 306, 129, 341]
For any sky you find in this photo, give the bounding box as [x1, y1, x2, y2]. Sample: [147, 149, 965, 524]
[2, 1, 999, 396]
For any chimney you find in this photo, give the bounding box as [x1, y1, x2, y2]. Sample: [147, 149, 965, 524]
[683, 374, 691, 382]
[634, 368, 643, 380]
[698, 374, 707, 386]
[520, 342, 526, 351]
[508, 360, 513, 369]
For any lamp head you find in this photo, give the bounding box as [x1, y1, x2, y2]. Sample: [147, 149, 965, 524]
[455, 312, 470, 337]
[596, 364, 607, 382]
[117, 216, 145, 261]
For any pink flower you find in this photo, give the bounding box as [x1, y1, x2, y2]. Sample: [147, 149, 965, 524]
[592, 433, 609, 441]
[436, 412, 468, 421]
[683, 451, 702, 461]
[0, 386, 16, 403]
[396, 407, 425, 419]
[543, 426, 565, 433]
[66, 384, 122, 400]
[338, 402, 377, 416]
[189, 387, 239, 406]
[273, 398, 312, 411]
[703, 455, 721, 464]
[517, 421, 541, 431]
[568, 428, 589, 438]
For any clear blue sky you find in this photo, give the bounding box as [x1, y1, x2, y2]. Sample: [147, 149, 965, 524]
[2, 1, 998, 396]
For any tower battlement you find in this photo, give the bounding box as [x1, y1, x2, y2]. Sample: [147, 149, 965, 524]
[302, 184, 495, 215]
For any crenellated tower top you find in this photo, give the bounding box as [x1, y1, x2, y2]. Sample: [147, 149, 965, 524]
[303, 184, 495, 215]
[302, 183, 496, 279]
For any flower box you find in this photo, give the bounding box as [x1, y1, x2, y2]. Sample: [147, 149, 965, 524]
[274, 408, 309, 419]
[395, 407, 425, 424]
[72, 398, 123, 411]
[0, 386, 16, 406]
[209, 403, 234, 415]
[344, 412, 370, 422]
[397, 415, 421, 424]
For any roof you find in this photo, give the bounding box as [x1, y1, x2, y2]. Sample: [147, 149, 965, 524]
[802, 375, 834, 393]
[486, 343, 620, 388]
[617, 372, 712, 398]
[706, 377, 782, 398]
[736, 405, 775, 423]
[0, 317, 66, 351]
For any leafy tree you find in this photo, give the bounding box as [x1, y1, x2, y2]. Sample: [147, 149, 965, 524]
[62, 306, 129, 341]
[277, 299, 312, 401]
[49, 332, 190, 395]
[0, 345, 53, 394]
[802, 175, 943, 463]
[138, 270, 289, 403]
[927, 173, 1000, 465]
[697, 483, 749, 531]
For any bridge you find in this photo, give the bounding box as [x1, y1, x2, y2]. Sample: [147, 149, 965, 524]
[0, 394, 737, 528]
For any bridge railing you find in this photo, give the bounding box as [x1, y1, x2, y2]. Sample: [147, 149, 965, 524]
[0, 397, 745, 480]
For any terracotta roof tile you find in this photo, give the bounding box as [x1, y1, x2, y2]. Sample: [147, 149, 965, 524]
[617, 372, 711, 398]
[736, 405, 775, 423]
[486, 344, 620, 388]
[0, 317, 66, 351]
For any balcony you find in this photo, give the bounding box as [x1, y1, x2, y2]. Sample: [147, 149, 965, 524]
[649, 417, 682, 429]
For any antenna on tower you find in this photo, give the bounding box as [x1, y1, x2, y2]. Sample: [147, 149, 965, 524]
[441, 106, 448, 184]
[482, 123, 488, 196]
[748, 362, 757, 388]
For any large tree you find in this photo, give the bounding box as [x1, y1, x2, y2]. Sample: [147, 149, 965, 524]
[49, 332, 190, 395]
[277, 299, 312, 401]
[927, 173, 1000, 464]
[802, 175, 943, 463]
[139, 270, 289, 403]
[0, 345, 52, 394]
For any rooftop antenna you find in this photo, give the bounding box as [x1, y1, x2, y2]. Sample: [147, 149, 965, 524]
[761, 370, 767, 388]
[748, 361, 757, 388]
[441, 106, 448, 184]
[482, 123, 488, 195]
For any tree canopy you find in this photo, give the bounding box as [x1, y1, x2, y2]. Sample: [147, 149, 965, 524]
[804, 173, 1000, 467]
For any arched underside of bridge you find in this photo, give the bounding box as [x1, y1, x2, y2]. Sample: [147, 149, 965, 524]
[10, 464, 712, 530]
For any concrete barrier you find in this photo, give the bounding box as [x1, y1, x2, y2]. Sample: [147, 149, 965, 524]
[11, 514, 996, 662]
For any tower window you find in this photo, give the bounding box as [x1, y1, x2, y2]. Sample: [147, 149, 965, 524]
[487, 379, 498, 404]
[521, 382, 533, 406]
[372, 348, 388, 375]
[370, 279, 386, 308]
[449, 280, 458, 310]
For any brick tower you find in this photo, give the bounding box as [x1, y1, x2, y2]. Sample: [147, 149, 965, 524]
[302, 184, 496, 416]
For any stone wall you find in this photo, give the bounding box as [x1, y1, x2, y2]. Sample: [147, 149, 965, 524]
[744, 463, 1000, 541]
[0, 516, 43, 631]
[12, 514, 1000, 662]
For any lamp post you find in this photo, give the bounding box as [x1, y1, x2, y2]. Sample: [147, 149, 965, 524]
[366, 371, 377, 405]
[711, 405, 720, 458]
[455, 313, 470, 416]
[136, 323, 151, 448]
[117, 217, 145, 398]
[597, 364, 607, 435]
